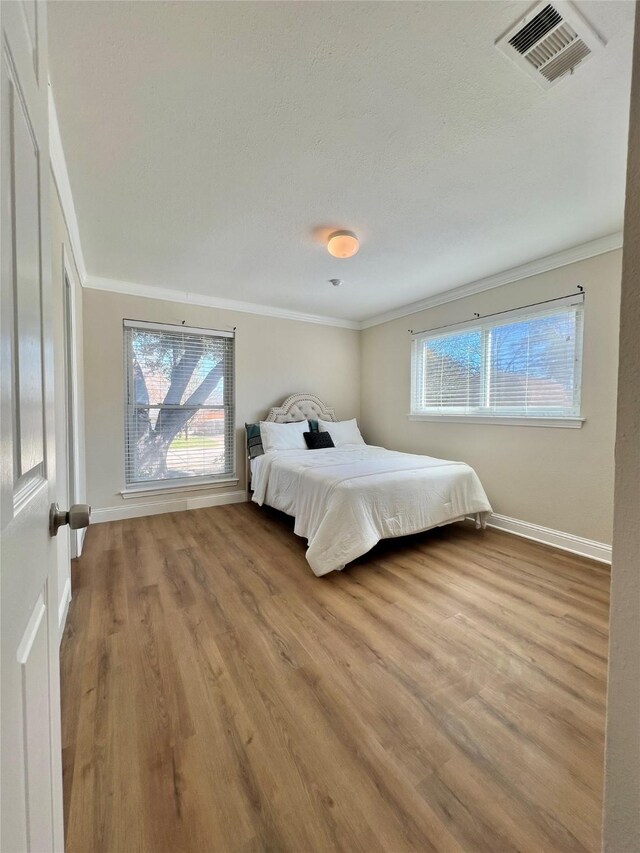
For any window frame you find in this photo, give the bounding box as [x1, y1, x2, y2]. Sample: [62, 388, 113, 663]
[408, 296, 585, 428]
[122, 319, 236, 496]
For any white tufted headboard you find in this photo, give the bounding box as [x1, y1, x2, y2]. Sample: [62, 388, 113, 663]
[264, 393, 337, 423]
[246, 394, 337, 492]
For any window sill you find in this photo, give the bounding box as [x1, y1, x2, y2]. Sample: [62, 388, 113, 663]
[407, 414, 585, 429]
[120, 476, 239, 499]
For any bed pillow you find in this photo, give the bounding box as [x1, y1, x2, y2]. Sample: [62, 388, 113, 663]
[247, 418, 318, 458]
[304, 431, 335, 450]
[317, 418, 365, 447]
[245, 423, 265, 459]
[260, 419, 308, 453]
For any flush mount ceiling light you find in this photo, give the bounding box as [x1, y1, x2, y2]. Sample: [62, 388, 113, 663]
[327, 230, 359, 258]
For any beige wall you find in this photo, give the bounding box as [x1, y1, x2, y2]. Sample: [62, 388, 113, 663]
[360, 250, 622, 545]
[84, 251, 621, 541]
[50, 171, 86, 626]
[603, 4, 640, 849]
[83, 289, 361, 512]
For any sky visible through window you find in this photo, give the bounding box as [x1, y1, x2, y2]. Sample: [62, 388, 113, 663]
[132, 331, 225, 407]
[419, 309, 579, 413]
[427, 315, 575, 382]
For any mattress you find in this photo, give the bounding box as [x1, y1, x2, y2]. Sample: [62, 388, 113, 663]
[251, 445, 492, 575]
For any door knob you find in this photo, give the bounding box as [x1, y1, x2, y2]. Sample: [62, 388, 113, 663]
[49, 503, 91, 537]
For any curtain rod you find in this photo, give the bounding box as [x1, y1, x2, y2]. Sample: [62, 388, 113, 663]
[408, 286, 585, 337]
[124, 318, 236, 336]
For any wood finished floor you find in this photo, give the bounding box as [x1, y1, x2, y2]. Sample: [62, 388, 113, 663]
[61, 503, 610, 853]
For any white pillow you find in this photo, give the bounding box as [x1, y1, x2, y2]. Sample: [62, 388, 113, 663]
[317, 418, 365, 447]
[260, 419, 308, 453]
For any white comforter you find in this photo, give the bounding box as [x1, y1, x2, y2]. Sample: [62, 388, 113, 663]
[251, 446, 492, 576]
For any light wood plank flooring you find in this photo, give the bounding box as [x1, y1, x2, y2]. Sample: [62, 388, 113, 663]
[61, 503, 610, 853]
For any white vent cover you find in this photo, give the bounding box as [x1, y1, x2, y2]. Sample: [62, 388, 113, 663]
[496, 1, 605, 89]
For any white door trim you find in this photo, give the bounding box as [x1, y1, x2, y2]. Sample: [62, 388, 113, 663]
[62, 244, 83, 557]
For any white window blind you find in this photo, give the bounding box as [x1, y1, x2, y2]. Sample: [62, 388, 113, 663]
[124, 320, 234, 488]
[410, 297, 584, 420]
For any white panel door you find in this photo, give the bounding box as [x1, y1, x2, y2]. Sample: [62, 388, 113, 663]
[1, 2, 64, 851]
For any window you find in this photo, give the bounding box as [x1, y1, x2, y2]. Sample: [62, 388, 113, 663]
[123, 320, 235, 490]
[410, 297, 584, 424]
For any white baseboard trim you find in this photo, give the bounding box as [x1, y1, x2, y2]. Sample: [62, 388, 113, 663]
[91, 489, 248, 523]
[485, 512, 612, 564]
[58, 577, 72, 642]
[90, 497, 611, 563]
[77, 526, 87, 557]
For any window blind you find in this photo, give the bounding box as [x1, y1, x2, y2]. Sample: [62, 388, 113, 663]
[411, 297, 584, 419]
[123, 321, 234, 488]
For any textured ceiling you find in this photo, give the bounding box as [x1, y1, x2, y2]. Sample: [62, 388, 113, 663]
[48, 1, 635, 322]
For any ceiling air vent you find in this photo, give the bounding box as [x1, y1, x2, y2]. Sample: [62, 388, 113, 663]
[496, 1, 605, 89]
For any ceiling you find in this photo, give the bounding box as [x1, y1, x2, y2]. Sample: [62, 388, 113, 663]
[48, 1, 635, 323]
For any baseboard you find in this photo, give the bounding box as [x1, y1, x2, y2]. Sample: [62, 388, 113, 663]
[58, 577, 72, 642]
[77, 526, 87, 557]
[485, 512, 612, 564]
[90, 489, 248, 523]
[90, 497, 611, 563]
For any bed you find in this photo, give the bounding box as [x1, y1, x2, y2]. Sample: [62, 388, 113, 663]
[248, 393, 492, 576]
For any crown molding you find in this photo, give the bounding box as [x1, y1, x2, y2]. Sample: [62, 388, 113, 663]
[48, 85, 621, 335]
[359, 232, 623, 329]
[83, 275, 362, 330]
[48, 82, 87, 283]
[49, 79, 345, 334]
[84, 230, 622, 332]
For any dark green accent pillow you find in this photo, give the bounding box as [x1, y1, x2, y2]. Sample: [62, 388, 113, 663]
[245, 423, 264, 459]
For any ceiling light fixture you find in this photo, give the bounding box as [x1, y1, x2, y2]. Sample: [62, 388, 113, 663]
[327, 230, 359, 259]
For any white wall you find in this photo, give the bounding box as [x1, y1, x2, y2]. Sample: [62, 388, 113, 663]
[50, 170, 86, 635]
[83, 288, 361, 518]
[360, 250, 622, 546]
[603, 4, 640, 849]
